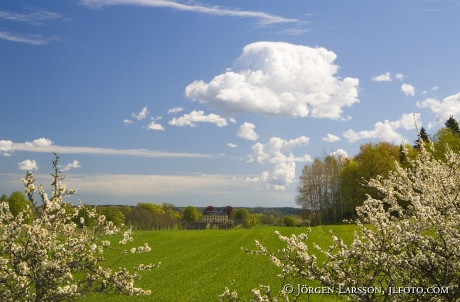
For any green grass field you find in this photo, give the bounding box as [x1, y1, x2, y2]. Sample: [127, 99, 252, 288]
[82, 225, 356, 302]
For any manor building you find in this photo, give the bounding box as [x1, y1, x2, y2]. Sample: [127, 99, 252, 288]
[201, 210, 228, 223]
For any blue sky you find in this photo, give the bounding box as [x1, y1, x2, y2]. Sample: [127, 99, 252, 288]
[1, 0, 460, 207]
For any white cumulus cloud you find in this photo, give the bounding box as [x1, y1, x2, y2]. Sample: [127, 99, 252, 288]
[247, 136, 311, 190]
[227, 143, 238, 148]
[416, 92, 460, 124]
[62, 160, 81, 171]
[330, 149, 348, 162]
[0, 140, 15, 156]
[25, 138, 53, 147]
[146, 122, 165, 131]
[323, 133, 341, 142]
[401, 83, 415, 96]
[132, 106, 149, 120]
[343, 113, 421, 144]
[18, 159, 38, 171]
[168, 110, 229, 127]
[237, 122, 259, 140]
[185, 42, 359, 119]
[372, 72, 392, 82]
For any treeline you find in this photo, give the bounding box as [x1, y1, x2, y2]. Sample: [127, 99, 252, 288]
[0, 193, 304, 230]
[297, 115, 460, 225]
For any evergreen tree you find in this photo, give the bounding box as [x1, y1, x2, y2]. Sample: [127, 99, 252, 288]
[414, 126, 430, 149]
[445, 115, 460, 135]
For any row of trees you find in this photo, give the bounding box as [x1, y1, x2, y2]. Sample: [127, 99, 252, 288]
[1, 193, 303, 230]
[297, 116, 460, 225]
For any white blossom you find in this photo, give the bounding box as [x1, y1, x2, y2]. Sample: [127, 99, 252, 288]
[0, 155, 158, 301]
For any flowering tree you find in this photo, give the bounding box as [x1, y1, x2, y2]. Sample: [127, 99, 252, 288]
[0, 154, 158, 302]
[220, 145, 460, 301]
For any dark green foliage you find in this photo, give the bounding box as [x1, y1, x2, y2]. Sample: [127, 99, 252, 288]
[445, 115, 460, 135]
[414, 126, 430, 149]
[283, 216, 296, 227]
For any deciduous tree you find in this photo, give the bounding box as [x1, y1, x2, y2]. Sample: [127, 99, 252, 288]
[297, 155, 343, 224]
[7, 191, 33, 223]
[233, 208, 250, 228]
[182, 206, 200, 222]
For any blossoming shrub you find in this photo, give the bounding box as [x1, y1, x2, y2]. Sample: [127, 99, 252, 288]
[0, 155, 158, 302]
[220, 146, 460, 301]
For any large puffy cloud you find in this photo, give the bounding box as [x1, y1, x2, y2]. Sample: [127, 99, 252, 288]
[247, 136, 311, 190]
[237, 122, 258, 140]
[343, 113, 421, 144]
[185, 42, 359, 119]
[417, 92, 460, 124]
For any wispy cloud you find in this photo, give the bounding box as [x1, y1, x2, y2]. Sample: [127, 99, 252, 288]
[0, 9, 66, 45]
[0, 138, 214, 158]
[132, 106, 149, 120]
[0, 30, 58, 45]
[0, 9, 67, 25]
[80, 0, 298, 25]
[168, 107, 184, 114]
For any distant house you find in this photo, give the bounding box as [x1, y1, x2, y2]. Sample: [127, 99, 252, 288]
[201, 210, 228, 223]
[201, 207, 234, 229]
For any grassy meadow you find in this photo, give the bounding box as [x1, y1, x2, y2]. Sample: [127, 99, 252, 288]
[83, 225, 357, 302]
